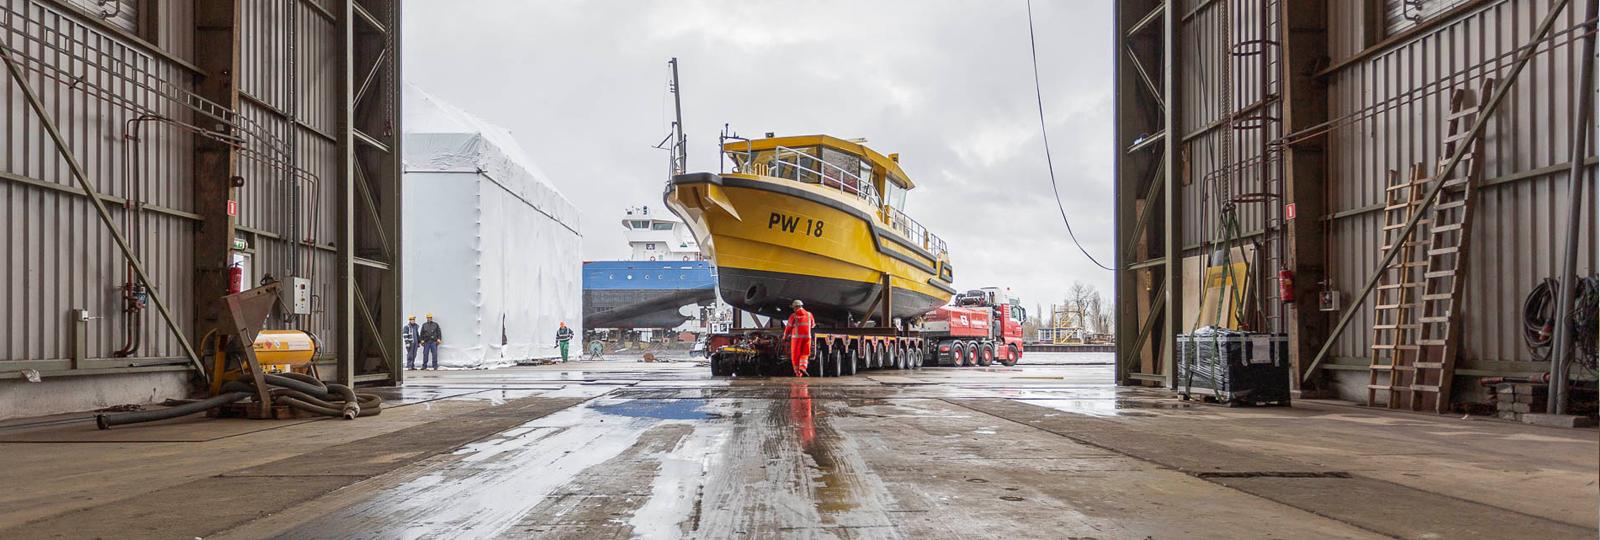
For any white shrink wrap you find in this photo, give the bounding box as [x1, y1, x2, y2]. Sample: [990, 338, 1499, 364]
[402, 84, 582, 369]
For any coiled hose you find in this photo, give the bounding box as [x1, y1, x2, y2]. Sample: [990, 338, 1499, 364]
[96, 372, 382, 429]
[1523, 276, 1599, 370]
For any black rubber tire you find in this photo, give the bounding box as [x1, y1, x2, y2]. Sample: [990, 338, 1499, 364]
[965, 342, 980, 367]
[977, 343, 994, 367]
[909, 344, 921, 368]
[1002, 344, 1020, 367]
[840, 345, 856, 376]
[711, 353, 731, 376]
[809, 343, 827, 377]
[952, 342, 968, 366]
[880, 342, 893, 370]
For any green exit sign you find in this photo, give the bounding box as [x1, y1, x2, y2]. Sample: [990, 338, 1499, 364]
[232, 239, 247, 250]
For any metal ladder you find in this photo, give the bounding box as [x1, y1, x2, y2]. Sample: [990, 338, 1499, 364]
[1367, 164, 1429, 408]
[1412, 81, 1492, 413]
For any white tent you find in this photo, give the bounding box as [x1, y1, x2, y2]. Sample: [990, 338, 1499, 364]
[402, 84, 582, 368]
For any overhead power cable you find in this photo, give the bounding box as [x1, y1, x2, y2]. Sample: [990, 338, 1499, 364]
[1025, 0, 1115, 272]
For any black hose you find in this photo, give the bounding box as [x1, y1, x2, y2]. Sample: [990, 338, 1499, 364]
[101, 374, 383, 429]
[1524, 278, 1558, 361]
[96, 392, 252, 430]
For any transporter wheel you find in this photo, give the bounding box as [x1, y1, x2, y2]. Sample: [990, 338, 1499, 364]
[820, 344, 838, 377]
[880, 342, 894, 370]
[840, 344, 856, 376]
[894, 343, 908, 370]
[1001, 344, 1020, 367]
[977, 343, 995, 367]
[710, 353, 732, 376]
[808, 343, 827, 378]
[909, 343, 922, 368]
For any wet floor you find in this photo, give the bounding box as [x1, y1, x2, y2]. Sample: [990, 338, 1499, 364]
[216, 351, 1597, 539]
[273, 353, 1161, 539]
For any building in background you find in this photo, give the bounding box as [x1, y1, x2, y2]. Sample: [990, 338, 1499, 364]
[402, 85, 582, 368]
[1115, 1, 1596, 411]
[0, 0, 400, 419]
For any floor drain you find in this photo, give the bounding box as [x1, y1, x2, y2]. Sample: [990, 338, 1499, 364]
[1194, 471, 1352, 479]
[1000, 496, 1025, 502]
[966, 478, 989, 483]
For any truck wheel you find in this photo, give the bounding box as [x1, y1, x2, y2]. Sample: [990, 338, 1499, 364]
[882, 342, 896, 370]
[710, 353, 731, 376]
[977, 343, 995, 366]
[839, 345, 856, 376]
[951, 341, 968, 366]
[965, 342, 979, 366]
[1001, 344, 1019, 367]
[851, 346, 866, 375]
[909, 343, 921, 368]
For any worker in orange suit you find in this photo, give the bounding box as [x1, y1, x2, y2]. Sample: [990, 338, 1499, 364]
[785, 299, 815, 377]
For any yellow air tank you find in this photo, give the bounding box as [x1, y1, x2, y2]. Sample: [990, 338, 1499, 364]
[252, 330, 316, 367]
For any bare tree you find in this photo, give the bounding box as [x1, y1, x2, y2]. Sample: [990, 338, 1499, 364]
[1066, 281, 1096, 329]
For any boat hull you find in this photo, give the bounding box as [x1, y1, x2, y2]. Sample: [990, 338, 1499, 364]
[582, 261, 717, 329]
[665, 172, 956, 325]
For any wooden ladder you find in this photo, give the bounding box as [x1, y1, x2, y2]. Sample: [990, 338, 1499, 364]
[1413, 80, 1492, 414]
[1367, 165, 1429, 408]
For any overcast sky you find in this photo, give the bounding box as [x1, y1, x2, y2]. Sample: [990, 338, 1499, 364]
[402, 0, 1115, 311]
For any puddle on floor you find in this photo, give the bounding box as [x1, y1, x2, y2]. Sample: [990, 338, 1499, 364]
[592, 399, 711, 420]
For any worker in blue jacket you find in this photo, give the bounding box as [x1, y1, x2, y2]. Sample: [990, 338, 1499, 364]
[402, 315, 420, 370]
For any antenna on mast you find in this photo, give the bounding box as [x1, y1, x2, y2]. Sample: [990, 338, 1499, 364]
[667, 57, 687, 176]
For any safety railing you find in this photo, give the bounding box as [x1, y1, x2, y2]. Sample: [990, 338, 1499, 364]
[886, 205, 948, 257]
[733, 146, 880, 206]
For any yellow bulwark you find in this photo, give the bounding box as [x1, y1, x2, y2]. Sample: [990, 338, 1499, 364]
[666, 134, 955, 324]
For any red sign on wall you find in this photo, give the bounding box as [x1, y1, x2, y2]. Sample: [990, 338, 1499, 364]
[1285, 202, 1296, 221]
[227, 200, 238, 217]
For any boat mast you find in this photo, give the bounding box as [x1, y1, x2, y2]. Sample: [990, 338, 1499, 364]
[668, 57, 687, 176]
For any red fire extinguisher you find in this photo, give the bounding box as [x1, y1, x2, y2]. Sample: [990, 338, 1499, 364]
[1278, 268, 1295, 303]
[228, 263, 244, 294]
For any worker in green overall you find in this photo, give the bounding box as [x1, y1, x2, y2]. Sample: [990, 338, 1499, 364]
[555, 322, 575, 362]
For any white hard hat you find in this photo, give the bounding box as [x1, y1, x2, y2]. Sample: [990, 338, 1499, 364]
[791, 299, 804, 308]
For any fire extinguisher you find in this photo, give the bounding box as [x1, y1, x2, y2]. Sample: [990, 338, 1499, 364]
[228, 263, 244, 294]
[1278, 268, 1295, 303]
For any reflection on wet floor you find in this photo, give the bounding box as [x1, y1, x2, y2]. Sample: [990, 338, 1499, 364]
[282, 353, 1135, 538]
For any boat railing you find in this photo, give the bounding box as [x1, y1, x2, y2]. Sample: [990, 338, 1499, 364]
[735, 146, 881, 206]
[885, 205, 948, 257]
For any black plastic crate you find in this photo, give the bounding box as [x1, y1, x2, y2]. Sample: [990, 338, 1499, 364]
[1177, 328, 1291, 406]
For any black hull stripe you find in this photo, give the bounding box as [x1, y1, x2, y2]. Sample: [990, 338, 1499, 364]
[674, 173, 942, 275]
[926, 278, 958, 295]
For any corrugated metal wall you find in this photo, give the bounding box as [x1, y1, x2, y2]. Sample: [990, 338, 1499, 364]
[1322, 0, 1596, 367]
[1, 0, 196, 364]
[0, 0, 351, 369]
[1175, 0, 1596, 377]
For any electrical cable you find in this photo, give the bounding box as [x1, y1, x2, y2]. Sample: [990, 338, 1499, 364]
[1025, 0, 1114, 272]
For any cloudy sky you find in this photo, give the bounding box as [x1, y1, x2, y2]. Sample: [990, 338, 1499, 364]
[402, 0, 1115, 311]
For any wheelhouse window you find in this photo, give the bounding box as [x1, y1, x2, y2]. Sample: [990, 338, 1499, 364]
[629, 220, 650, 229]
[651, 222, 673, 231]
[885, 178, 908, 211]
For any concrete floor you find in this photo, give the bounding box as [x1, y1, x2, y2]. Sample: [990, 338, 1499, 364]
[0, 352, 1593, 539]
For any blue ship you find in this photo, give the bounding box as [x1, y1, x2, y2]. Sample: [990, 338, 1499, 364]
[582, 206, 720, 329]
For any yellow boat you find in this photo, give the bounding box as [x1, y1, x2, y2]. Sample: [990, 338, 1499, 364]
[665, 134, 957, 325]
